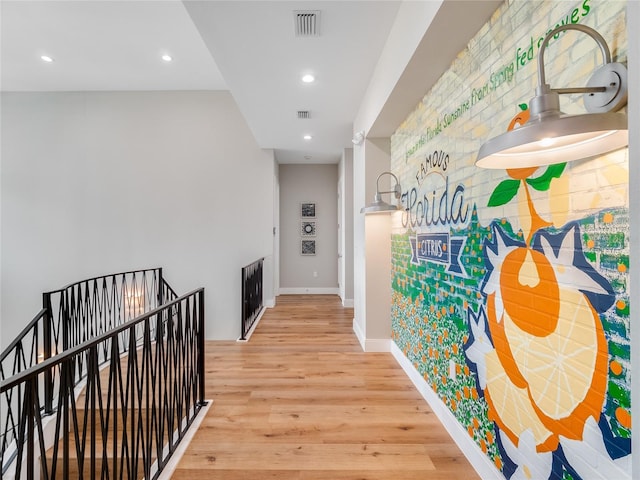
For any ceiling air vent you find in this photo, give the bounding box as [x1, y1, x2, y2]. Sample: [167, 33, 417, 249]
[297, 110, 311, 119]
[294, 11, 320, 37]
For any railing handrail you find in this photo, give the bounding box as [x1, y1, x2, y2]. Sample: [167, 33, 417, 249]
[0, 287, 204, 393]
[0, 309, 46, 364]
[42, 267, 162, 295]
[241, 257, 264, 270]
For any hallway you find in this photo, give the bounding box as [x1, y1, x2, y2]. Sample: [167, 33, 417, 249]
[172, 295, 478, 479]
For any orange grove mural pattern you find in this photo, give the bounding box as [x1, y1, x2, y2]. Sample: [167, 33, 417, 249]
[389, 1, 630, 479]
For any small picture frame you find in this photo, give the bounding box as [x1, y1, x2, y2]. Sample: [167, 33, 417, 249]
[301, 221, 316, 237]
[301, 240, 316, 256]
[301, 202, 316, 218]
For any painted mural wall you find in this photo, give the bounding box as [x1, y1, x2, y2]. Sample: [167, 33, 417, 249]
[389, 1, 629, 479]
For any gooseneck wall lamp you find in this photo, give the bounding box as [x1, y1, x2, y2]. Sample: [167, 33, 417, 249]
[476, 24, 628, 169]
[361, 171, 402, 214]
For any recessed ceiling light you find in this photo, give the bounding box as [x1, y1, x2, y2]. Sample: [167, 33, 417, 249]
[302, 74, 315, 83]
[162, 54, 173, 62]
[303, 135, 312, 140]
[40, 55, 54, 63]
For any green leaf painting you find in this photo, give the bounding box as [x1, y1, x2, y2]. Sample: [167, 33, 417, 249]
[487, 179, 520, 207]
[526, 163, 566, 191]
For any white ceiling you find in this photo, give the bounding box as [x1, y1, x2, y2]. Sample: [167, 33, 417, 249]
[0, 1, 227, 91]
[1, 0, 402, 164]
[184, 1, 401, 164]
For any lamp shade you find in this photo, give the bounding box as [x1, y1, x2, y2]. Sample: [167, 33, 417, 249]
[476, 111, 628, 169]
[360, 198, 401, 214]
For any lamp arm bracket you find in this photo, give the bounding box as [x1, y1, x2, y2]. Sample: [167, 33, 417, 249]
[552, 86, 607, 95]
[375, 172, 402, 199]
[538, 24, 611, 90]
[375, 171, 399, 185]
[535, 24, 627, 114]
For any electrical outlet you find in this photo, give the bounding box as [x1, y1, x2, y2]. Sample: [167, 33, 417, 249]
[313, 271, 318, 277]
[449, 359, 456, 380]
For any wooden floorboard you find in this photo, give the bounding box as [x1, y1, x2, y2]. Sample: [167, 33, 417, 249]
[172, 294, 478, 479]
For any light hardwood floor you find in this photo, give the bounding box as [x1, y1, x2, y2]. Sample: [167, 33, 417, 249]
[171, 295, 479, 479]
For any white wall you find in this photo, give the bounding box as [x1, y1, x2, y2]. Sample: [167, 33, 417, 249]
[279, 164, 338, 292]
[352, 137, 393, 351]
[352, 0, 449, 351]
[354, 0, 443, 135]
[1, 90, 275, 344]
[353, 139, 367, 340]
[338, 148, 354, 306]
[270, 156, 280, 306]
[363, 138, 393, 341]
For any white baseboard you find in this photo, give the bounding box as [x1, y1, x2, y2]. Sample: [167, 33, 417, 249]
[341, 298, 354, 308]
[157, 400, 212, 480]
[390, 342, 503, 480]
[237, 306, 267, 342]
[352, 318, 391, 352]
[264, 298, 275, 308]
[278, 287, 340, 295]
[353, 317, 366, 350]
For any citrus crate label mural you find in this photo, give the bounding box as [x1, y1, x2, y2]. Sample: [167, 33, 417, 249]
[389, 1, 629, 479]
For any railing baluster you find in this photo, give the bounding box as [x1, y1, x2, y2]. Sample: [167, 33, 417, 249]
[157, 268, 164, 317]
[198, 290, 206, 406]
[34, 385, 49, 480]
[143, 317, 152, 480]
[26, 378, 35, 480]
[43, 293, 54, 415]
[88, 345, 96, 480]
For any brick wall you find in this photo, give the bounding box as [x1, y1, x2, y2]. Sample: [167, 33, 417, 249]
[389, 1, 630, 478]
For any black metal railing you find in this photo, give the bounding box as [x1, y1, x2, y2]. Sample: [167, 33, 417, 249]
[44, 267, 175, 352]
[0, 268, 185, 478]
[0, 288, 205, 479]
[240, 258, 264, 340]
[0, 269, 176, 410]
